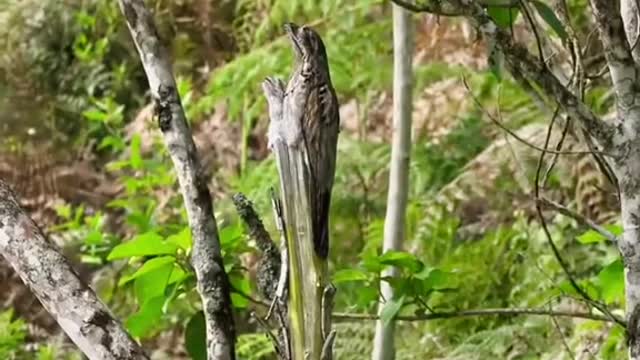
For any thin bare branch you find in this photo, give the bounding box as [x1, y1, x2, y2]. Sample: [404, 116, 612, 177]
[538, 197, 619, 244]
[333, 307, 622, 324]
[533, 109, 624, 327]
[463, 78, 606, 156]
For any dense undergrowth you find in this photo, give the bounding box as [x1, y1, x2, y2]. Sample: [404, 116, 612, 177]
[0, 0, 626, 359]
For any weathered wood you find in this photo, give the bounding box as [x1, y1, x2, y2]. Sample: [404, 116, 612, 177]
[262, 23, 340, 360]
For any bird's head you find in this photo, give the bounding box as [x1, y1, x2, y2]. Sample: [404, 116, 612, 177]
[284, 23, 329, 71]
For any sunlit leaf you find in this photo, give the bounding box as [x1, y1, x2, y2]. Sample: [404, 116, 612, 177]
[166, 227, 192, 251]
[118, 256, 176, 286]
[577, 230, 606, 244]
[129, 134, 143, 170]
[107, 232, 177, 260]
[126, 296, 164, 338]
[416, 267, 453, 290]
[230, 274, 251, 309]
[598, 258, 624, 304]
[133, 259, 173, 306]
[333, 269, 369, 283]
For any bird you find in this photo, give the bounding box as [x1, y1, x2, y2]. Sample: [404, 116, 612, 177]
[282, 22, 340, 259]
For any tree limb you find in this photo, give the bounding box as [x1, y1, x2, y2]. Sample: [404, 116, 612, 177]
[117, 1, 236, 359]
[0, 180, 149, 360]
[391, 0, 616, 151]
[333, 307, 623, 323]
[538, 197, 619, 244]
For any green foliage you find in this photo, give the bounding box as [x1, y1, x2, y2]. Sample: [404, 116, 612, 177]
[530, 0, 568, 40]
[6, 0, 626, 358]
[0, 310, 27, 359]
[236, 334, 276, 359]
[0, 0, 146, 148]
[487, 6, 520, 29]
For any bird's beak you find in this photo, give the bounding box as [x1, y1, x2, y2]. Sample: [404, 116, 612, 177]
[284, 22, 304, 59]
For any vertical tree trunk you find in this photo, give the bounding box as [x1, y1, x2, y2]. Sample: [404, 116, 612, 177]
[616, 143, 640, 359]
[117, 1, 236, 358]
[372, 4, 414, 360]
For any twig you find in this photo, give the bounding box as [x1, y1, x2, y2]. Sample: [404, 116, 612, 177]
[518, 0, 545, 65]
[117, 1, 236, 358]
[250, 312, 285, 359]
[533, 107, 625, 327]
[549, 304, 576, 360]
[244, 297, 623, 324]
[332, 307, 622, 323]
[538, 197, 619, 244]
[462, 78, 603, 156]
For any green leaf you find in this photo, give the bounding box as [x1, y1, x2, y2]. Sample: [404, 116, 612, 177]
[134, 260, 173, 306]
[130, 135, 143, 170]
[55, 204, 72, 219]
[166, 227, 192, 251]
[378, 251, 424, 273]
[133, 259, 174, 306]
[531, 0, 568, 40]
[82, 109, 107, 123]
[362, 256, 384, 273]
[168, 265, 189, 285]
[487, 6, 520, 29]
[333, 269, 369, 283]
[230, 275, 251, 309]
[185, 312, 206, 360]
[118, 256, 176, 286]
[107, 232, 177, 260]
[605, 224, 623, 236]
[126, 296, 164, 338]
[380, 295, 405, 326]
[220, 222, 243, 247]
[577, 230, 606, 244]
[355, 285, 379, 308]
[598, 258, 624, 304]
[557, 279, 599, 299]
[416, 268, 452, 290]
[84, 230, 103, 246]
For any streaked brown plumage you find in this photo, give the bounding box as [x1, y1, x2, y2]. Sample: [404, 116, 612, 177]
[283, 23, 340, 259]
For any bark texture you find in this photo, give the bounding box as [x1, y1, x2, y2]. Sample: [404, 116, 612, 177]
[0, 181, 149, 360]
[372, 4, 414, 360]
[117, 1, 236, 359]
